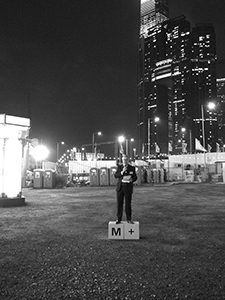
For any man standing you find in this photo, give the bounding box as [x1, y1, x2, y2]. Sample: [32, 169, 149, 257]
[114, 154, 137, 224]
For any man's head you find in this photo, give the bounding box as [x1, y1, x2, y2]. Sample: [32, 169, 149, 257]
[122, 154, 129, 166]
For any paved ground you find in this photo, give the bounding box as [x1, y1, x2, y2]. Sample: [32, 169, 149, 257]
[0, 183, 225, 299]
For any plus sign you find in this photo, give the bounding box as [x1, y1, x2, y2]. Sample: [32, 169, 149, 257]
[129, 229, 134, 235]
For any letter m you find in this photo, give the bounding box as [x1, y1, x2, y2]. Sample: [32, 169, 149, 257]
[112, 227, 121, 236]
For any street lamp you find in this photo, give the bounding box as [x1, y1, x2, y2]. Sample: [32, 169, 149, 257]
[201, 102, 216, 149]
[31, 145, 49, 168]
[118, 135, 125, 143]
[118, 135, 125, 155]
[56, 141, 64, 162]
[125, 137, 134, 157]
[130, 138, 134, 158]
[148, 116, 160, 157]
[181, 127, 192, 153]
[92, 131, 102, 159]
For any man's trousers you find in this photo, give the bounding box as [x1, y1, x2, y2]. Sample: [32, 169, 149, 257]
[116, 184, 132, 221]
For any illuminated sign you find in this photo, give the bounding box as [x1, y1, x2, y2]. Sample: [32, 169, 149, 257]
[0, 114, 30, 127]
[6, 115, 30, 127]
[155, 59, 172, 67]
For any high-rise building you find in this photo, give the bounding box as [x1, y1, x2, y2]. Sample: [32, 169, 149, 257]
[138, 0, 218, 156]
[138, 0, 169, 156]
[140, 0, 169, 37]
[164, 16, 192, 154]
[217, 78, 225, 146]
[191, 24, 217, 151]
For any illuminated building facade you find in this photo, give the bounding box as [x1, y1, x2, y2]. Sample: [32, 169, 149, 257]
[138, 0, 218, 155]
[164, 16, 192, 153]
[217, 78, 225, 145]
[191, 24, 217, 151]
[138, 0, 169, 156]
[140, 0, 169, 38]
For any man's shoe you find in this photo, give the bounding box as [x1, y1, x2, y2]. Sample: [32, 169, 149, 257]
[116, 220, 121, 224]
[127, 220, 134, 224]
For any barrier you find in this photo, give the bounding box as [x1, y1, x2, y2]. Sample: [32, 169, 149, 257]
[184, 170, 194, 182]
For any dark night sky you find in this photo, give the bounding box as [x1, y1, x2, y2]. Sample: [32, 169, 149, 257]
[0, 0, 225, 159]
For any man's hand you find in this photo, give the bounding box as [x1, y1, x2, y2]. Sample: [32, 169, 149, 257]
[122, 166, 127, 173]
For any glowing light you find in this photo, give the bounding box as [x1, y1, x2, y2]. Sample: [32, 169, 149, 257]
[208, 102, 216, 110]
[0, 138, 22, 197]
[31, 145, 49, 160]
[0, 115, 30, 198]
[155, 59, 172, 67]
[118, 136, 125, 143]
[5, 115, 30, 127]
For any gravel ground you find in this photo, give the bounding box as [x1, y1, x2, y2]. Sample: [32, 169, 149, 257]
[0, 183, 225, 300]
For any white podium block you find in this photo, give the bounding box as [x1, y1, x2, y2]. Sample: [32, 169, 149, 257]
[108, 221, 124, 240]
[124, 222, 140, 240]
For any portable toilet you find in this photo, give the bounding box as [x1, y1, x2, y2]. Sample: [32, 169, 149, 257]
[43, 169, 56, 188]
[146, 168, 153, 183]
[135, 166, 142, 185]
[99, 167, 109, 186]
[33, 169, 44, 188]
[109, 166, 117, 186]
[153, 169, 159, 183]
[90, 168, 100, 186]
[159, 169, 164, 183]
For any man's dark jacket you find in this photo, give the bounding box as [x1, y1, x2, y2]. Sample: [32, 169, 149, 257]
[114, 164, 137, 193]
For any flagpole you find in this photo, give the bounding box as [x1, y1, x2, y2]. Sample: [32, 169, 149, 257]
[189, 130, 192, 153]
[216, 143, 218, 172]
[168, 144, 170, 182]
[168, 154, 170, 182]
[182, 152, 184, 181]
[194, 138, 197, 181]
[147, 118, 150, 157]
[195, 152, 197, 172]
[201, 104, 206, 149]
[204, 151, 206, 180]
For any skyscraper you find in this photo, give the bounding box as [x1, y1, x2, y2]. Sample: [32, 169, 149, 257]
[140, 0, 169, 37]
[138, 1, 218, 156]
[217, 78, 225, 146]
[191, 24, 218, 151]
[138, 0, 169, 156]
[164, 16, 192, 154]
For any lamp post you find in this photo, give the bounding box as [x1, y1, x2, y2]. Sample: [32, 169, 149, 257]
[130, 138, 134, 158]
[31, 145, 49, 169]
[181, 127, 192, 153]
[56, 141, 64, 162]
[201, 102, 216, 149]
[124, 137, 134, 157]
[92, 131, 102, 160]
[148, 116, 160, 157]
[118, 135, 125, 162]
